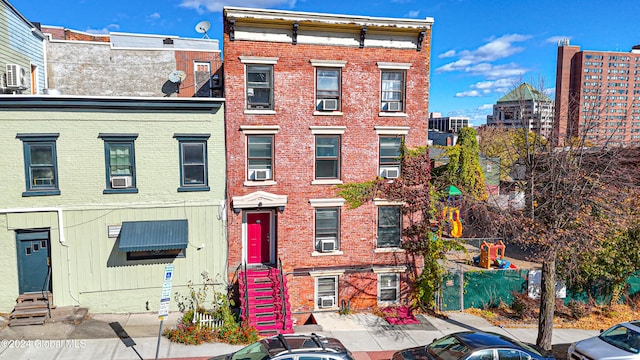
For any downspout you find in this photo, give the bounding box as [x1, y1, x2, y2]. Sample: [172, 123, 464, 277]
[0, 207, 80, 305]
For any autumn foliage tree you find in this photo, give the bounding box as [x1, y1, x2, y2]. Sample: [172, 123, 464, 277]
[337, 146, 463, 310]
[440, 127, 487, 201]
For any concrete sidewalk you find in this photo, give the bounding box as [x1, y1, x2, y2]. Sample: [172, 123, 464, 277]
[0, 310, 599, 360]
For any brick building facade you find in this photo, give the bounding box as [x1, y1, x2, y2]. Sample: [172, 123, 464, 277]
[223, 7, 433, 324]
[554, 39, 640, 147]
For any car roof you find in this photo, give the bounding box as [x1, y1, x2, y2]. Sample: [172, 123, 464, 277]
[453, 331, 524, 349]
[264, 334, 349, 357]
[623, 321, 640, 331]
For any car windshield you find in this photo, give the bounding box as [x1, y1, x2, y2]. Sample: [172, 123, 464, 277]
[231, 341, 271, 360]
[426, 335, 471, 360]
[599, 324, 640, 354]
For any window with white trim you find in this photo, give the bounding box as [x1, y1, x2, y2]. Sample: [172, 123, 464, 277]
[379, 273, 399, 303]
[247, 135, 273, 181]
[315, 207, 340, 252]
[246, 64, 273, 110]
[315, 135, 340, 179]
[316, 276, 338, 309]
[381, 71, 405, 112]
[379, 136, 402, 178]
[377, 206, 401, 248]
[316, 68, 341, 111]
[194, 61, 212, 97]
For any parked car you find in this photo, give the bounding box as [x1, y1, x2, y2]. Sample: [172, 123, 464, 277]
[208, 333, 354, 360]
[391, 331, 554, 360]
[568, 320, 640, 359]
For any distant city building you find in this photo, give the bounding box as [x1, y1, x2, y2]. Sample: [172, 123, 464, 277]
[428, 112, 469, 133]
[555, 39, 640, 147]
[486, 83, 554, 138]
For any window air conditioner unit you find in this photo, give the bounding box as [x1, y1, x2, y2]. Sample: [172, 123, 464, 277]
[386, 101, 402, 112]
[319, 238, 337, 252]
[6, 64, 27, 88]
[111, 176, 132, 188]
[320, 99, 338, 111]
[319, 296, 335, 308]
[380, 166, 400, 179]
[253, 169, 271, 181]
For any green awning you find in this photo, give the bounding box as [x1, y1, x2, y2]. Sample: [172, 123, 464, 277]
[118, 220, 188, 252]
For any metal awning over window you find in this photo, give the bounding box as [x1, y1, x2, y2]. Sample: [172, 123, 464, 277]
[118, 220, 188, 252]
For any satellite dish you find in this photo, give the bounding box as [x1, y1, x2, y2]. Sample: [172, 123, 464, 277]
[195, 20, 210, 39]
[168, 70, 186, 84]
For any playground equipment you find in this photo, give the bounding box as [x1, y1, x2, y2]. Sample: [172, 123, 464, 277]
[448, 207, 462, 238]
[442, 185, 463, 238]
[479, 240, 506, 269]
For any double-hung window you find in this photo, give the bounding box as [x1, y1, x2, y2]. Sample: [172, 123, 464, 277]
[316, 68, 341, 111]
[174, 134, 210, 192]
[315, 135, 340, 180]
[377, 206, 401, 248]
[99, 134, 137, 193]
[379, 136, 402, 178]
[241, 125, 279, 184]
[379, 273, 400, 303]
[311, 60, 346, 113]
[247, 135, 273, 181]
[17, 133, 60, 196]
[377, 62, 410, 113]
[246, 65, 273, 110]
[316, 276, 338, 309]
[315, 207, 340, 252]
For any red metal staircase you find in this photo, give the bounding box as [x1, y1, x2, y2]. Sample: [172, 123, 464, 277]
[238, 264, 293, 336]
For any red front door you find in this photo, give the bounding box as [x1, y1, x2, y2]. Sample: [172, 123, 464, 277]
[247, 212, 271, 264]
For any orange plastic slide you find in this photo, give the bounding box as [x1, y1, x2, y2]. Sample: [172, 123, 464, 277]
[449, 209, 462, 238]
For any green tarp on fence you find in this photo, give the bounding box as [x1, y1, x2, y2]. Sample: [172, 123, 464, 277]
[440, 269, 640, 311]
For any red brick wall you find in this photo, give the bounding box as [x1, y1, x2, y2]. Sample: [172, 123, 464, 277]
[174, 50, 223, 98]
[225, 28, 431, 314]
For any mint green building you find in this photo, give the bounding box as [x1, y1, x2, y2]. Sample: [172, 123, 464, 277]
[0, 96, 226, 314]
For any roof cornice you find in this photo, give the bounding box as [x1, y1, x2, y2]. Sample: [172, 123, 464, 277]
[223, 6, 433, 31]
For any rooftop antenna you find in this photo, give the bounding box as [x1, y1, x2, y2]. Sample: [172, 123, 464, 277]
[168, 70, 186, 94]
[195, 20, 210, 39]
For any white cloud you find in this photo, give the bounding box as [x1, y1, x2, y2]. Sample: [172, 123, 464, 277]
[180, 0, 296, 13]
[471, 78, 519, 93]
[455, 90, 481, 98]
[149, 12, 161, 19]
[466, 62, 527, 79]
[85, 24, 120, 34]
[405, 10, 420, 18]
[438, 49, 456, 58]
[477, 104, 493, 110]
[546, 35, 571, 44]
[436, 33, 531, 73]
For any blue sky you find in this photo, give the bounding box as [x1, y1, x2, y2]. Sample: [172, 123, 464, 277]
[11, 0, 640, 126]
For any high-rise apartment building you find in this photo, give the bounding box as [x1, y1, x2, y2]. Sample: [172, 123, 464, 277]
[555, 39, 640, 147]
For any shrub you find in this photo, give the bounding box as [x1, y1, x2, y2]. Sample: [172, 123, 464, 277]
[567, 299, 592, 320]
[511, 292, 538, 320]
[163, 309, 215, 345]
[165, 273, 258, 345]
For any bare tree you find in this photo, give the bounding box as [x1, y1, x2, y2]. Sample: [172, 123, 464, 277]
[476, 78, 640, 350]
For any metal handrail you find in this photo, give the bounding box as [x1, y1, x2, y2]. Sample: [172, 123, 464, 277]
[277, 258, 288, 330]
[242, 262, 249, 324]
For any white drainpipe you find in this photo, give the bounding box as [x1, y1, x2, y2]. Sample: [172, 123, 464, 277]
[0, 207, 80, 305]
